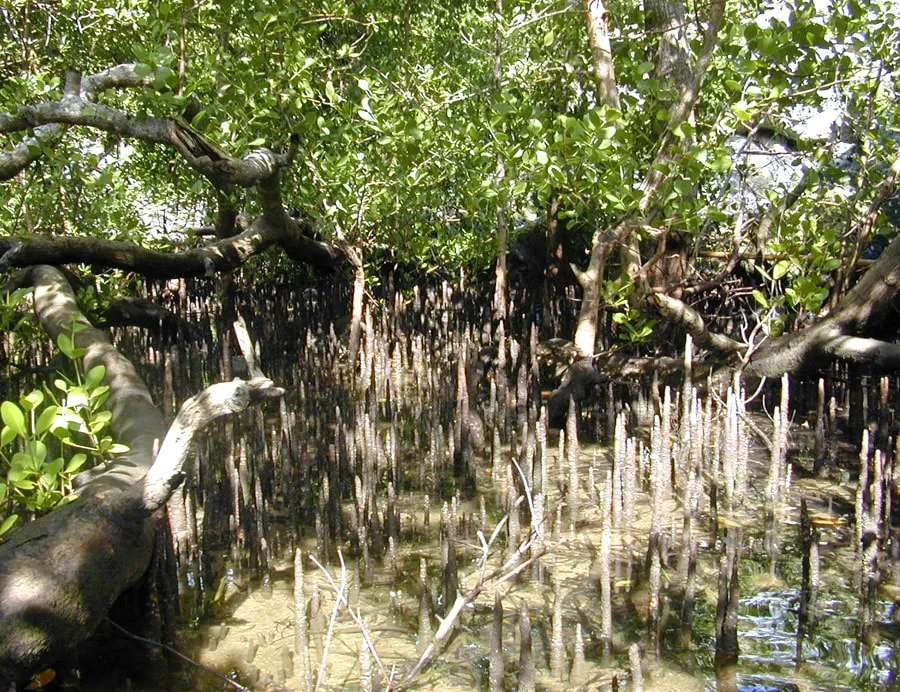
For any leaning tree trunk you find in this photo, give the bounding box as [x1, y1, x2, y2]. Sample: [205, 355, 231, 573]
[0, 265, 279, 689]
[746, 233, 900, 377]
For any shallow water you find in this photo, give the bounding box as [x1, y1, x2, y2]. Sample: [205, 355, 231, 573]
[78, 280, 896, 692]
[171, 433, 899, 692]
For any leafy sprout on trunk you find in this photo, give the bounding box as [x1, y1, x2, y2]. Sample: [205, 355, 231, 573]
[0, 309, 128, 540]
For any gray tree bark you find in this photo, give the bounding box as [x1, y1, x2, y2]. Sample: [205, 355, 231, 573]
[0, 266, 279, 688]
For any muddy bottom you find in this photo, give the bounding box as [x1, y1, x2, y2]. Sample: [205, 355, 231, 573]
[166, 431, 898, 692]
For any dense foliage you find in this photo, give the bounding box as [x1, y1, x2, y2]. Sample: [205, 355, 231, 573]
[0, 0, 898, 321]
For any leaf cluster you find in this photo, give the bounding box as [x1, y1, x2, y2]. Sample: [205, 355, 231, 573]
[0, 311, 128, 540]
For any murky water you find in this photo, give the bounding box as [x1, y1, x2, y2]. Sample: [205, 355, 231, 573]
[168, 434, 897, 691]
[73, 279, 899, 691]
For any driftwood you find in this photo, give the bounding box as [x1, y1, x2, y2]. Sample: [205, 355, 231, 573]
[0, 265, 281, 689]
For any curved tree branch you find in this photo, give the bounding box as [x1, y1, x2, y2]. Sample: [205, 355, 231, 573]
[28, 265, 166, 496]
[0, 215, 341, 278]
[0, 64, 154, 180]
[746, 234, 900, 377]
[1, 63, 341, 274]
[1, 95, 293, 190]
[650, 291, 745, 354]
[143, 377, 282, 512]
[99, 297, 201, 341]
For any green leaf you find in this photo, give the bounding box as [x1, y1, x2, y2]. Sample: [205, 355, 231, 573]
[55, 494, 78, 508]
[1, 426, 17, 448]
[731, 101, 755, 120]
[106, 443, 130, 455]
[57, 333, 75, 358]
[20, 390, 44, 412]
[673, 179, 693, 195]
[1, 402, 26, 438]
[85, 365, 106, 388]
[92, 410, 113, 424]
[598, 126, 616, 141]
[535, 149, 549, 165]
[66, 453, 88, 473]
[0, 514, 18, 538]
[89, 385, 111, 402]
[153, 66, 176, 90]
[672, 121, 694, 139]
[45, 457, 64, 476]
[772, 259, 792, 280]
[542, 30, 555, 47]
[752, 290, 769, 307]
[27, 440, 47, 464]
[7, 464, 26, 482]
[325, 80, 338, 103]
[65, 389, 89, 409]
[709, 154, 733, 173]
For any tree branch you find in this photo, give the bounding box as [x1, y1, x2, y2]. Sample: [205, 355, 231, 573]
[1, 96, 294, 190]
[27, 265, 165, 498]
[639, 0, 726, 212]
[650, 291, 745, 354]
[583, 0, 620, 110]
[1, 63, 297, 190]
[142, 378, 282, 512]
[833, 148, 900, 300]
[0, 215, 341, 278]
[0, 64, 154, 180]
[746, 234, 900, 377]
[99, 297, 201, 341]
[0, 265, 281, 686]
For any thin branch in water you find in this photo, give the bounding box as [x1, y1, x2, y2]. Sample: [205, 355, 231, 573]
[103, 617, 249, 691]
[308, 552, 390, 686]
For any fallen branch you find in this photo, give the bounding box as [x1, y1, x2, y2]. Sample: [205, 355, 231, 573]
[650, 291, 745, 354]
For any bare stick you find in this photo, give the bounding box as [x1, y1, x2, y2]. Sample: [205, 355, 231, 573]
[313, 550, 346, 692]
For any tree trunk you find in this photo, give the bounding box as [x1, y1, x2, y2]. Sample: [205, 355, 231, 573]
[0, 266, 278, 688]
[572, 0, 621, 357]
[583, 0, 621, 110]
[746, 234, 900, 378]
[572, 0, 725, 358]
[644, 0, 692, 98]
[572, 240, 607, 358]
[347, 244, 366, 367]
[492, 0, 508, 323]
